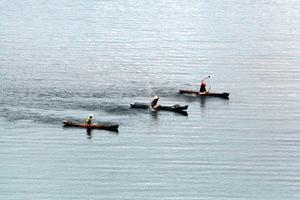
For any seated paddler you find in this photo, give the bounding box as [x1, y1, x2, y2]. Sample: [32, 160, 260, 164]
[199, 75, 210, 94]
[150, 96, 160, 109]
[199, 80, 207, 94]
[86, 114, 93, 126]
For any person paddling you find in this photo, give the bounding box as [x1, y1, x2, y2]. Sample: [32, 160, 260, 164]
[86, 114, 93, 126]
[199, 76, 210, 94]
[150, 96, 160, 110]
[199, 80, 207, 94]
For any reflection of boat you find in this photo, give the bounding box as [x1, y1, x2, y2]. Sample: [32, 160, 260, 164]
[63, 120, 119, 132]
[179, 90, 230, 99]
[130, 103, 188, 113]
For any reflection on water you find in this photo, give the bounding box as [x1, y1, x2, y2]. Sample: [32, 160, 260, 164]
[150, 111, 159, 120]
[87, 128, 118, 139]
[200, 97, 206, 108]
[63, 126, 119, 140]
[177, 110, 188, 116]
[86, 128, 92, 139]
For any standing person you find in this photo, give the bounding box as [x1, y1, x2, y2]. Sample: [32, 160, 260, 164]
[150, 96, 160, 110]
[86, 114, 93, 126]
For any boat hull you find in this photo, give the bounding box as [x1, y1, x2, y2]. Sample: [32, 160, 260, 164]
[179, 90, 229, 99]
[63, 120, 119, 131]
[130, 103, 188, 112]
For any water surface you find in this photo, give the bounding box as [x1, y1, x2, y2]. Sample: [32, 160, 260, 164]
[1, 0, 300, 199]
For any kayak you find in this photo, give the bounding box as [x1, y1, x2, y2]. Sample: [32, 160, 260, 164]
[130, 103, 188, 112]
[63, 120, 119, 131]
[179, 90, 230, 99]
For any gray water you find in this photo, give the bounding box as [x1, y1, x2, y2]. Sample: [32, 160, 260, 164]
[1, 0, 300, 199]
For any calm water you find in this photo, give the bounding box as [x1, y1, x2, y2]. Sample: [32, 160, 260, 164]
[1, 0, 300, 199]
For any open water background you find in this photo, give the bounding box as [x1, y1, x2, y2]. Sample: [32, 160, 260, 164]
[0, 0, 300, 199]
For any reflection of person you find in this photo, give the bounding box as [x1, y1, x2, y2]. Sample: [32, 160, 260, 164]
[150, 96, 160, 109]
[199, 80, 207, 94]
[87, 128, 92, 139]
[86, 114, 93, 126]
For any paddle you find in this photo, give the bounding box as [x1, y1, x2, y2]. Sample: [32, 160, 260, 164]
[192, 75, 211, 86]
[203, 75, 211, 81]
[205, 76, 211, 92]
